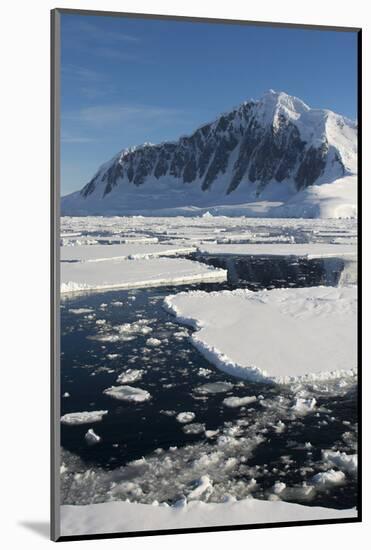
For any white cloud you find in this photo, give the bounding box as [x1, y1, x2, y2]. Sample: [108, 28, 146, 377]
[66, 104, 186, 128]
[66, 20, 140, 44]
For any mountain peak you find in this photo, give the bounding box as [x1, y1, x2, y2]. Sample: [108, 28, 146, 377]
[257, 90, 310, 125]
[62, 89, 356, 217]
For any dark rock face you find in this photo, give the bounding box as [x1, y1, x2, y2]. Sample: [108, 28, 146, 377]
[79, 96, 349, 200]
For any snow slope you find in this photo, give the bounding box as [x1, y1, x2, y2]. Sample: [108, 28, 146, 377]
[60, 498, 357, 537]
[164, 286, 357, 383]
[61, 90, 357, 219]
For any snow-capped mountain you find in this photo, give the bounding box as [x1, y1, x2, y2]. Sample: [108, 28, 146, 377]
[61, 90, 357, 218]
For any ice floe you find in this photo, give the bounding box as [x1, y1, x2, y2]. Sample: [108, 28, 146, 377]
[322, 450, 357, 474]
[223, 396, 257, 408]
[60, 410, 108, 425]
[176, 412, 196, 424]
[85, 429, 101, 445]
[165, 286, 357, 383]
[116, 369, 143, 384]
[61, 243, 196, 263]
[103, 385, 151, 403]
[61, 257, 227, 294]
[310, 469, 346, 487]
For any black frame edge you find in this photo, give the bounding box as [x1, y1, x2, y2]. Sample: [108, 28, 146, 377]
[54, 7, 361, 32]
[51, 7, 61, 543]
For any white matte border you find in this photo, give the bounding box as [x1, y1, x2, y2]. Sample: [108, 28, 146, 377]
[2, 1, 369, 549]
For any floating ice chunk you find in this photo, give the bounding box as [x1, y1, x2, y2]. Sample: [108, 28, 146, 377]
[91, 321, 152, 343]
[85, 429, 101, 445]
[111, 301, 124, 307]
[183, 423, 205, 435]
[223, 395, 257, 408]
[291, 397, 317, 414]
[107, 354, 120, 360]
[63, 392, 70, 398]
[159, 409, 176, 416]
[310, 469, 346, 487]
[205, 430, 219, 438]
[272, 481, 286, 495]
[195, 382, 233, 395]
[322, 450, 357, 474]
[103, 385, 151, 402]
[176, 412, 196, 424]
[95, 319, 106, 326]
[68, 308, 94, 315]
[187, 475, 213, 500]
[61, 410, 108, 425]
[198, 368, 212, 377]
[146, 337, 162, 347]
[274, 421, 286, 433]
[116, 369, 143, 384]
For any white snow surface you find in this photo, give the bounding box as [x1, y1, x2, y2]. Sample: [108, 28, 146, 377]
[165, 286, 357, 382]
[60, 498, 356, 536]
[61, 257, 227, 294]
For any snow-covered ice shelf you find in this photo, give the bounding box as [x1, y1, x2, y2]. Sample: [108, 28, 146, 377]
[61, 243, 196, 262]
[165, 286, 357, 383]
[60, 498, 356, 536]
[61, 257, 227, 294]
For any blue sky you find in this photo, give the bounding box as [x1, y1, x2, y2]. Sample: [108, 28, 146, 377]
[61, 13, 358, 195]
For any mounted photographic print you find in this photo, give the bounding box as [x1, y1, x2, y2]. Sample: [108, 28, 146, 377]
[51, 8, 361, 541]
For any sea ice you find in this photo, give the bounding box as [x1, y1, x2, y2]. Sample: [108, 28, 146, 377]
[103, 385, 151, 403]
[223, 396, 257, 408]
[165, 286, 357, 382]
[116, 370, 143, 384]
[60, 410, 108, 425]
[61, 257, 227, 294]
[198, 242, 356, 260]
[146, 337, 162, 347]
[61, 243, 196, 263]
[176, 412, 196, 424]
[310, 469, 346, 487]
[85, 429, 101, 445]
[183, 423, 205, 435]
[322, 450, 357, 474]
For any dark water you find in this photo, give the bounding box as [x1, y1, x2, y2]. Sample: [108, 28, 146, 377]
[61, 256, 357, 509]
